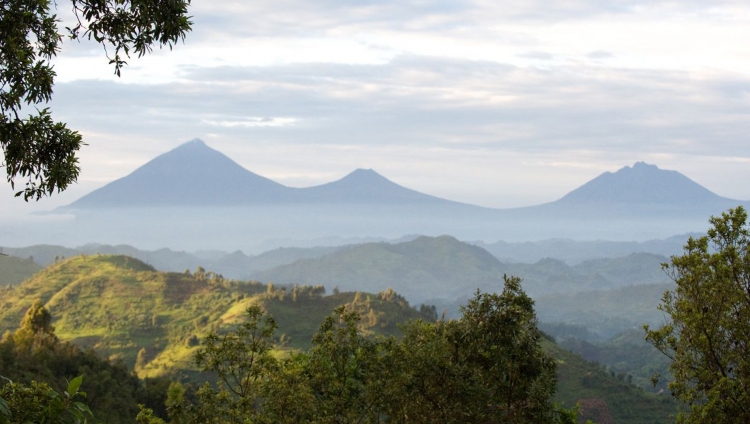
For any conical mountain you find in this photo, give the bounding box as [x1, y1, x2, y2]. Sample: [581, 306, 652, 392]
[505, 161, 750, 221]
[554, 162, 736, 206]
[300, 169, 451, 204]
[67, 139, 292, 208]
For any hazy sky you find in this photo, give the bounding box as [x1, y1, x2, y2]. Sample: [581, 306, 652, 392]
[4, 0, 750, 216]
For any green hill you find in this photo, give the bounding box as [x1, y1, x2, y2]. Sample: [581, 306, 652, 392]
[252, 236, 671, 304]
[0, 254, 681, 422]
[252, 235, 508, 302]
[0, 255, 434, 378]
[0, 254, 42, 286]
[549, 340, 679, 423]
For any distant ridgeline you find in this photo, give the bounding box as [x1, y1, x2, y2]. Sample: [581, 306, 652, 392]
[32, 139, 748, 248]
[3, 236, 673, 300]
[61, 140, 745, 213]
[63, 139, 460, 208]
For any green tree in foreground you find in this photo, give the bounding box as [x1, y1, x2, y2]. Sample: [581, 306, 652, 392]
[646, 206, 750, 423]
[1, 0, 191, 200]
[0, 301, 169, 423]
[172, 277, 578, 423]
[0, 376, 92, 424]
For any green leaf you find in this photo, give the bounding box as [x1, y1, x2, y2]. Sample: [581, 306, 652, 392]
[72, 401, 91, 412]
[0, 397, 10, 418]
[67, 376, 83, 396]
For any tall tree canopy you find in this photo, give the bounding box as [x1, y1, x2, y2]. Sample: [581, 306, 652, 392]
[0, 0, 191, 200]
[170, 278, 578, 423]
[646, 206, 750, 423]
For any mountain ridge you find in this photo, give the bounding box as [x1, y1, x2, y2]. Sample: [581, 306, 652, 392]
[65, 140, 467, 209]
[64, 139, 745, 211]
[555, 161, 730, 205]
[69, 139, 291, 207]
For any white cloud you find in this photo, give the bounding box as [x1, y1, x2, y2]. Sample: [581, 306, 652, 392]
[7, 0, 750, 216]
[202, 117, 299, 128]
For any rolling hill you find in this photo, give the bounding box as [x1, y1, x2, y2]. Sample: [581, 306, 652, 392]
[251, 235, 672, 303]
[0, 254, 435, 377]
[0, 253, 680, 423]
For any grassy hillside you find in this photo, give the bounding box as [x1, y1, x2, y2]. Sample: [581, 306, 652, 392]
[550, 339, 680, 423]
[0, 254, 42, 286]
[0, 255, 435, 379]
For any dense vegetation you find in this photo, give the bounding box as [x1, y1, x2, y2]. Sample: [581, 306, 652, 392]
[164, 279, 576, 423]
[0, 253, 678, 423]
[646, 207, 750, 423]
[0, 302, 169, 423]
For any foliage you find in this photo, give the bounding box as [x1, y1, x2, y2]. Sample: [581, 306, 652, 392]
[0, 376, 92, 424]
[645, 206, 750, 423]
[0, 301, 171, 423]
[171, 277, 580, 423]
[1, 0, 191, 200]
[304, 306, 387, 423]
[445, 279, 559, 423]
[193, 306, 277, 417]
[135, 404, 167, 424]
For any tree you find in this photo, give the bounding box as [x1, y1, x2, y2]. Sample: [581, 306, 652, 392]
[1, 0, 191, 200]
[0, 376, 92, 424]
[448, 279, 560, 423]
[170, 306, 279, 423]
[172, 283, 577, 423]
[12, 300, 56, 351]
[304, 306, 387, 424]
[384, 277, 563, 424]
[645, 206, 750, 423]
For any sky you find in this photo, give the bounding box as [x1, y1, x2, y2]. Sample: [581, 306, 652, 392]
[4, 0, 750, 216]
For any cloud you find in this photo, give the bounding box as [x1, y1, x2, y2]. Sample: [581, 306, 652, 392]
[202, 117, 299, 128]
[42, 47, 750, 209]
[11, 0, 749, 214]
[518, 51, 555, 60]
[587, 50, 613, 59]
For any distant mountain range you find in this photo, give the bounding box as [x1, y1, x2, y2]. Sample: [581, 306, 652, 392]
[64, 139, 746, 213]
[1, 233, 688, 285]
[66, 139, 465, 208]
[6, 138, 739, 250]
